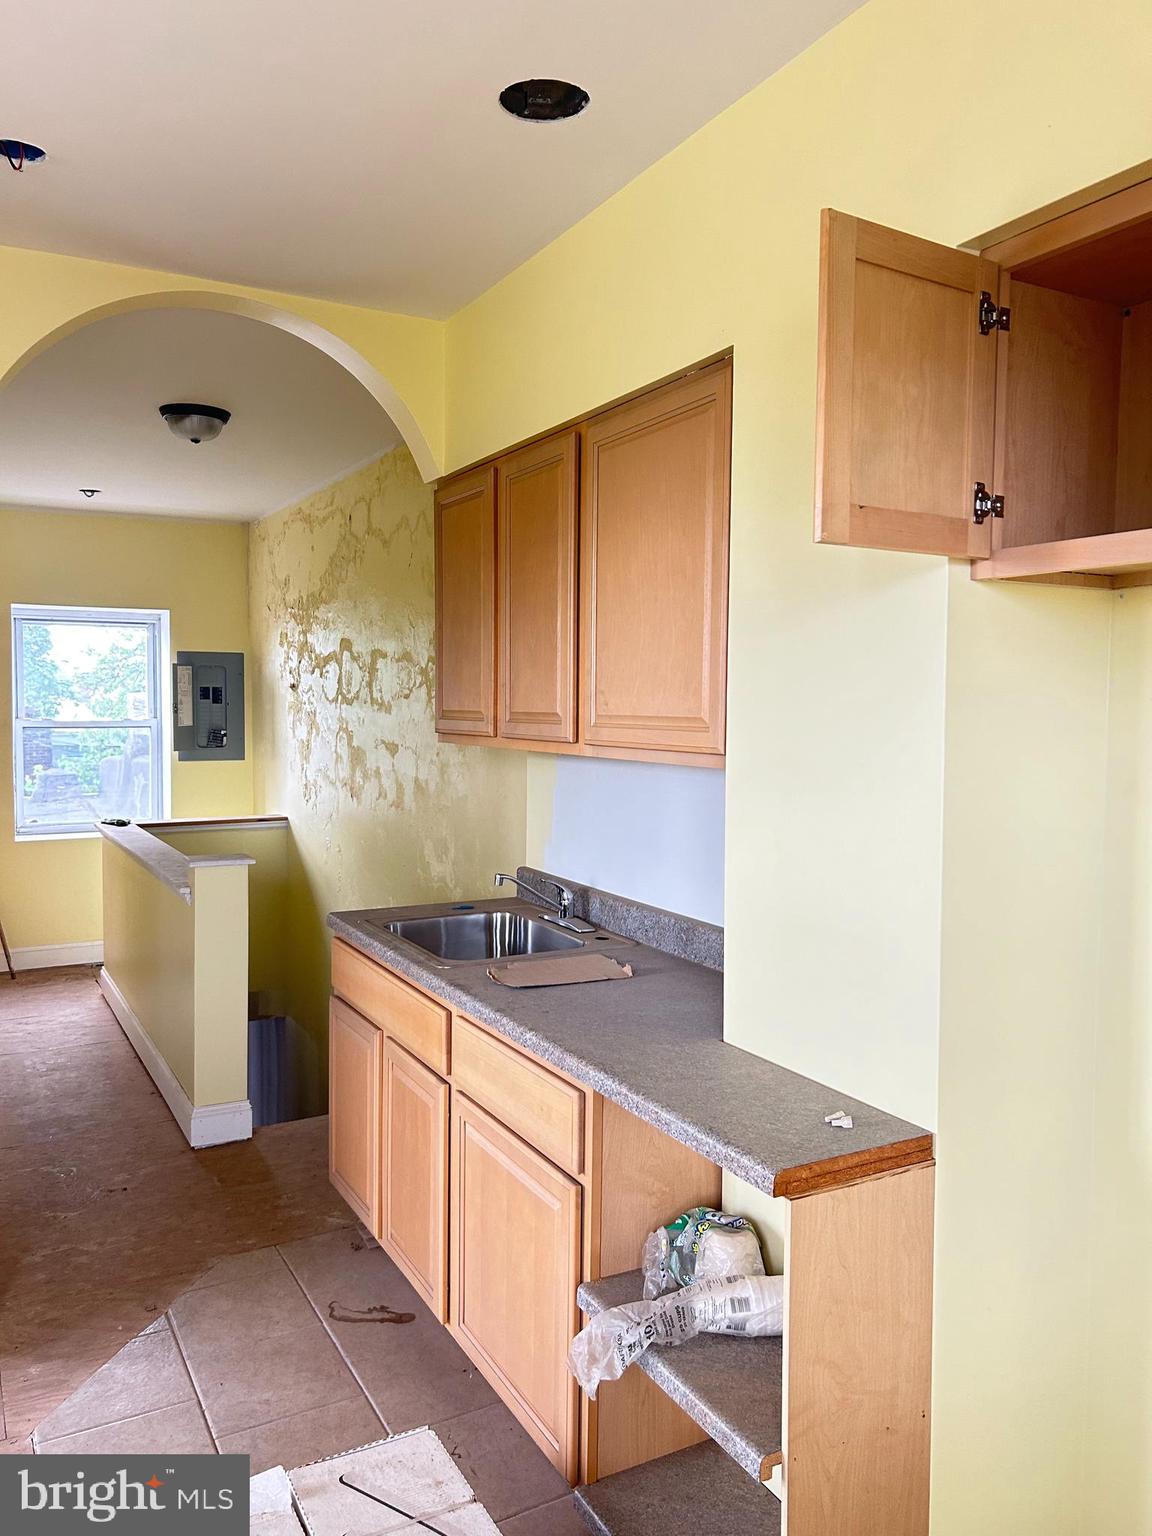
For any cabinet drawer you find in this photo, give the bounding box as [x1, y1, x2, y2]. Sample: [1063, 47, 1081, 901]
[332, 939, 450, 1075]
[452, 1016, 584, 1176]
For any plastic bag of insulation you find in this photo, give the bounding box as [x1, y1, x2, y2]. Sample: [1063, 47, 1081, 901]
[568, 1272, 785, 1398]
[641, 1207, 765, 1298]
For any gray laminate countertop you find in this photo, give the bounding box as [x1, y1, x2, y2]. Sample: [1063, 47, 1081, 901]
[327, 899, 932, 1198]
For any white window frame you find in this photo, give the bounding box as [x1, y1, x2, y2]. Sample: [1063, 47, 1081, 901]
[12, 604, 172, 840]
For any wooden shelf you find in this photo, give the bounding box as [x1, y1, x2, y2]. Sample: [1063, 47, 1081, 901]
[576, 1441, 781, 1535]
[973, 526, 1152, 585]
[577, 1270, 782, 1485]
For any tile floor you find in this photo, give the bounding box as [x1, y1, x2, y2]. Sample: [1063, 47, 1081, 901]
[31, 1226, 586, 1534]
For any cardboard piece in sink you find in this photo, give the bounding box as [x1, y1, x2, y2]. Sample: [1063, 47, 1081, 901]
[289, 1428, 500, 1536]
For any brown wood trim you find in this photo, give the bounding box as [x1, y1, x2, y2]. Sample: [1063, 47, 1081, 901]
[1008, 572, 1117, 590]
[847, 504, 977, 558]
[972, 526, 1152, 581]
[966, 160, 1152, 255]
[436, 730, 723, 769]
[773, 1135, 934, 1199]
[980, 175, 1152, 270]
[760, 1451, 784, 1479]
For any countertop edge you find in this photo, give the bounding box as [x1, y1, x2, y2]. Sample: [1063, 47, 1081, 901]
[99, 822, 255, 903]
[327, 909, 934, 1200]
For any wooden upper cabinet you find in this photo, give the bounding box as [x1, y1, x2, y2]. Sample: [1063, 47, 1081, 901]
[581, 363, 731, 755]
[815, 209, 1000, 560]
[498, 432, 578, 743]
[435, 465, 496, 736]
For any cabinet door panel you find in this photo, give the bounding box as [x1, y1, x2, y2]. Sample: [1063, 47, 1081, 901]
[436, 465, 496, 735]
[581, 364, 730, 754]
[995, 276, 1122, 548]
[499, 432, 578, 742]
[382, 1037, 448, 1322]
[328, 998, 382, 1233]
[815, 209, 999, 558]
[450, 1094, 581, 1481]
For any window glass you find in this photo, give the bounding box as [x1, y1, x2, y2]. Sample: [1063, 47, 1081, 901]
[18, 726, 156, 829]
[19, 621, 153, 722]
[12, 607, 168, 836]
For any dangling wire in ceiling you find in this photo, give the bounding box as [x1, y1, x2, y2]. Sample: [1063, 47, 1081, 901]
[2, 140, 47, 172]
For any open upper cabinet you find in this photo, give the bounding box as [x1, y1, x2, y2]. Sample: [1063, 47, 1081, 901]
[814, 175, 1152, 587]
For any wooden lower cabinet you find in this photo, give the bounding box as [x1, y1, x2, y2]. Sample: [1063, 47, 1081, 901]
[450, 1093, 582, 1482]
[382, 1037, 449, 1322]
[329, 956, 722, 1490]
[328, 998, 382, 1232]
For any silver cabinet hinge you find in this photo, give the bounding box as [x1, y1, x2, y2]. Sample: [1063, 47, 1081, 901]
[978, 291, 1011, 334]
[973, 481, 1005, 524]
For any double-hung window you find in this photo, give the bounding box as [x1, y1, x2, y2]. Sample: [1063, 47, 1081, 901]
[12, 605, 171, 837]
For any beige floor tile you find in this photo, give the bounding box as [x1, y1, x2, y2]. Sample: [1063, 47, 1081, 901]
[189, 1247, 292, 1292]
[498, 1496, 586, 1535]
[33, 1329, 194, 1444]
[170, 1254, 314, 1350]
[279, 1230, 496, 1429]
[34, 1399, 214, 1456]
[215, 1393, 385, 1474]
[430, 1407, 569, 1524]
[177, 1316, 364, 1439]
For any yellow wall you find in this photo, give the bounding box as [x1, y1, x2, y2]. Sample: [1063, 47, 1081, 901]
[189, 862, 250, 1106]
[1092, 586, 1152, 1528]
[101, 838, 250, 1107]
[439, 1, 1152, 1528]
[0, 507, 253, 952]
[248, 446, 526, 1106]
[101, 837, 196, 1097]
[158, 823, 291, 1010]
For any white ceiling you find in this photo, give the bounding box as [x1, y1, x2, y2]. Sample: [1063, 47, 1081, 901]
[0, 308, 398, 519]
[1, 0, 863, 317]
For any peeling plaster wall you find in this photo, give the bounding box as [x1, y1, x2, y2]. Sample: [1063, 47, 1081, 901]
[248, 445, 526, 1105]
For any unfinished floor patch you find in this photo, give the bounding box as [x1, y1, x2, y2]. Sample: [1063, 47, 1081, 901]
[289, 1431, 500, 1536]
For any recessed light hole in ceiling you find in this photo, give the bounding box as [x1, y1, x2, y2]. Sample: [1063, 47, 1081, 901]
[2, 140, 47, 171]
[498, 80, 589, 122]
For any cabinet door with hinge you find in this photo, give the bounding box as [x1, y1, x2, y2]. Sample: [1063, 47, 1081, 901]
[815, 208, 1001, 559]
[328, 998, 382, 1233]
[498, 431, 579, 743]
[381, 1036, 449, 1322]
[435, 465, 496, 736]
[450, 1093, 582, 1482]
[581, 362, 731, 756]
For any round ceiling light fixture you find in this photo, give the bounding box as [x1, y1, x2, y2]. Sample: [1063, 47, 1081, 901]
[159, 403, 231, 445]
[2, 139, 47, 171]
[498, 79, 589, 123]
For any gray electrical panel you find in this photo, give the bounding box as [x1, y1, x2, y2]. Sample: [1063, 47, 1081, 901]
[173, 651, 245, 761]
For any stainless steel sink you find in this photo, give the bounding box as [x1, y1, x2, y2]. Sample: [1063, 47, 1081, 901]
[379, 909, 585, 962]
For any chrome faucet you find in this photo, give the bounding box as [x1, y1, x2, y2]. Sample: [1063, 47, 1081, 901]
[494, 872, 595, 933]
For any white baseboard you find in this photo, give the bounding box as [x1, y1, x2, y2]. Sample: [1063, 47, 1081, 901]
[97, 967, 252, 1149]
[12, 941, 104, 971]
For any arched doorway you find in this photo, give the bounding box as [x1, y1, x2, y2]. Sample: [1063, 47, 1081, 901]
[0, 288, 439, 483]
